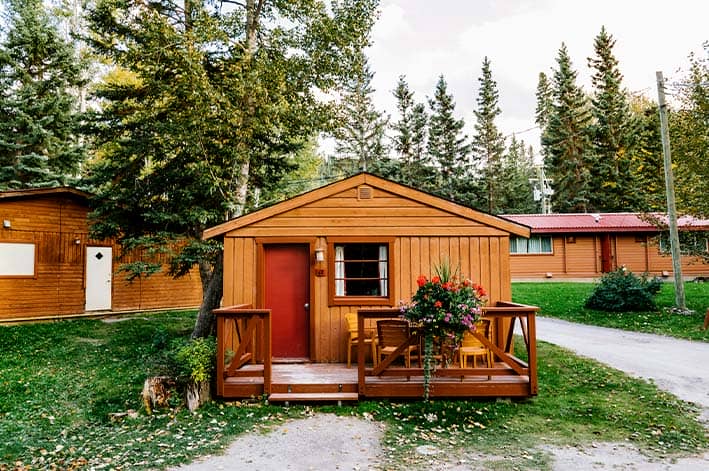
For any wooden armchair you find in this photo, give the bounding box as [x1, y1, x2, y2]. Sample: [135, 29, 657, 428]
[376, 319, 418, 368]
[459, 319, 494, 368]
[344, 312, 377, 368]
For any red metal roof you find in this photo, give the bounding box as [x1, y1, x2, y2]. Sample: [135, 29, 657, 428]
[501, 213, 709, 234]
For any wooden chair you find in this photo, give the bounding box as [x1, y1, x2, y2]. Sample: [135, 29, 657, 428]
[459, 319, 494, 368]
[345, 312, 377, 368]
[377, 319, 418, 368]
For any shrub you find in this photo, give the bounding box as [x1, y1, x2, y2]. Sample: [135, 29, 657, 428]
[585, 268, 663, 312]
[172, 336, 217, 383]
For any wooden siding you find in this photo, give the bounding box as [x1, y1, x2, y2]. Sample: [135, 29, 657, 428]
[223, 189, 511, 362]
[226, 187, 510, 238]
[0, 194, 202, 321]
[510, 233, 708, 279]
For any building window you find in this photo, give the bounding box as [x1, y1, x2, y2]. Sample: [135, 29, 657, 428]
[510, 236, 553, 254]
[0, 242, 36, 277]
[658, 232, 709, 255]
[329, 240, 394, 306]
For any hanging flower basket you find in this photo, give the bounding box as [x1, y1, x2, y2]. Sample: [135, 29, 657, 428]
[399, 263, 487, 400]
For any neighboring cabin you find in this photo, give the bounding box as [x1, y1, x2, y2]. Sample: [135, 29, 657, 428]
[204, 173, 531, 363]
[503, 213, 709, 280]
[0, 187, 202, 322]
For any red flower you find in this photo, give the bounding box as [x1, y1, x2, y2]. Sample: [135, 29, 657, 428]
[432, 276, 441, 284]
[434, 300, 443, 308]
[416, 275, 427, 287]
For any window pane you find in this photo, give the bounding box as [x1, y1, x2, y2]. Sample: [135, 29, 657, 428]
[335, 243, 388, 297]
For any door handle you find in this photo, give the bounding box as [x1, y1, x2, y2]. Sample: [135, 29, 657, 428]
[304, 303, 309, 310]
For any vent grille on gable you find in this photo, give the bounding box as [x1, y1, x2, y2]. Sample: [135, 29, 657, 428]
[357, 185, 373, 200]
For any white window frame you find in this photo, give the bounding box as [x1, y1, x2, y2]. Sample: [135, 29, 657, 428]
[510, 235, 553, 254]
[328, 238, 395, 306]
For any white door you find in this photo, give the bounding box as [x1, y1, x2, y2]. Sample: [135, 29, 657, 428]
[85, 247, 112, 311]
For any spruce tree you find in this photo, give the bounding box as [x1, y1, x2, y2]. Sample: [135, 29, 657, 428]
[391, 75, 430, 188]
[587, 26, 641, 211]
[499, 136, 537, 214]
[333, 54, 389, 175]
[543, 43, 594, 213]
[427, 75, 470, 200]
[85, 0, 378, 337]
[471, 56, 507, 213]
[0, 0, 86, 189]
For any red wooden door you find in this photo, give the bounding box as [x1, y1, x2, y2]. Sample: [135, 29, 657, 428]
[601, 234, 613, 273]
[264, 244, 310, 358]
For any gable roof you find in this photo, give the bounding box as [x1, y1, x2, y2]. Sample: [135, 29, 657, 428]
[0, 187, 91, 202]
[204, 173, 530, 239]
[503, 213, 709, 234]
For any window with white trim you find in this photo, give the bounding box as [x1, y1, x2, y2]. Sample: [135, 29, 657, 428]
[510, 235, 553, 254]
[334, 243, 389, 297]
[658, 232, 709, 255]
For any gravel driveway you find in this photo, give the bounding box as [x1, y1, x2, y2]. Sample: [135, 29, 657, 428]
[535, 316, 709, 422]
[174, 318, 709, 470]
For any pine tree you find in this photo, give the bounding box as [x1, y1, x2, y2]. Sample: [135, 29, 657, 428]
[543, 43, 594, 213]
[0, 0, 86, 189]
[535, 72, 554, 131]
[499, 136, 537, 214]
[471, 56, 507, 213]
[391, 75, 430, 188]
[587, 26, 641, 211]
[427, 75, 470, 200]
[85, 0, 378, 337]
[630, 97, 665, 211]
[333, 54, 389, 174]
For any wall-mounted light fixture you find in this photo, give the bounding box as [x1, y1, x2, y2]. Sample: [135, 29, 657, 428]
[2, 220, 10, 229]
[314, 248, 326, 277]
[74, 238, 81, 245]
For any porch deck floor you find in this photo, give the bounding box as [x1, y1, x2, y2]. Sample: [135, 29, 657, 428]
[221, 361, 530, 398]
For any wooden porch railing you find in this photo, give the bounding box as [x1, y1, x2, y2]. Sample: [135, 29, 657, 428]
[214, 305, 272, 398]
[357, 301, 538, 398]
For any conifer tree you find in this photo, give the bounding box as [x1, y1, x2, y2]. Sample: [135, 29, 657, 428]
[85, 0, 378, 338]
[471, 56, 507, 213]
[499, 136, 537, 214]
[391, 75, 429, 188]
[333, 54, 389, 174]
[0, 0, 86, 189]
[427, 75, 470, 200]
[587, 26, 641, 211]
[543, 43, 594, 213]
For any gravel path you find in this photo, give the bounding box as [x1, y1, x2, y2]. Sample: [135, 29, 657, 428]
[173, 319, 709, 470]
[534, 316, 709, 422]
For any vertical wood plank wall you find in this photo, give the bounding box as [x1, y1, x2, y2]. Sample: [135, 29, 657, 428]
[223, 233, 511, 363]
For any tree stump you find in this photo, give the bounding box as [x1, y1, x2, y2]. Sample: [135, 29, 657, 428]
[141, 376, 175, 414]
[186, 380, 211, 412]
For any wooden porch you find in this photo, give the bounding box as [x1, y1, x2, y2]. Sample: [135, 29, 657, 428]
[214, 302, 539, 403]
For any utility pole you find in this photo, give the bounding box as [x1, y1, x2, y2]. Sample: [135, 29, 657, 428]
[656, 71, 686, 310]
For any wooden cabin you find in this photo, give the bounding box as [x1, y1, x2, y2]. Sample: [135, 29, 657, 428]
[503, 213, 709, 280]
[0, 187, 202, 322]
[204, 173, 539, 402]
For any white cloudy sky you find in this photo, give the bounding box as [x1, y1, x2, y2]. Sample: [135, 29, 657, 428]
[365, 0, 709, 154]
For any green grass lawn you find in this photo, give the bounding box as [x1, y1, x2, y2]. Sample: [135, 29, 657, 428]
[1, 310, 707, 469]
[512, 281, 709, 342]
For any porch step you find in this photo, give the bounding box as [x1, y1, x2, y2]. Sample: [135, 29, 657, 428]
[268, 392, 359, 404]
